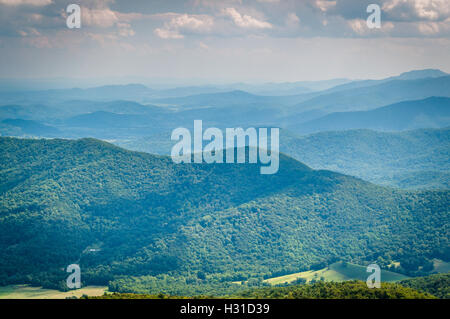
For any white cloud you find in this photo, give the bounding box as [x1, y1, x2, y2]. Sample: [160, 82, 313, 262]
[383, 0, 450, 21]
[154, 28, 184, 39]
[79, 7, 140, 38]
[154, 13, 214, 39]
[315, 0, 337, 12]
[117, 23, 135, 37]
[82, 8, 119, 28]
[0, 0, 51, 6]
[417, 18, 450, 36]
[223, 7, 272, 29]
[286, 12, 300, 27]
[348, 19, 366, 35]
[171, 14, 214, 31]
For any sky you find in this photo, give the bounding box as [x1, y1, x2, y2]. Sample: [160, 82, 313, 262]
[0, 0, 449, 84]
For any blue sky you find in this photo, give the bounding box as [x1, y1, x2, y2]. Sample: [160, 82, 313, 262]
[0, 0, 449, 83]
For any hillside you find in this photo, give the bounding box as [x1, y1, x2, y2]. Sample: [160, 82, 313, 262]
[263, 262, 409, 285]
[0, 137, 448, 295]
[399, 273, 450, 299]
[113, 127, 450, 190]
[280, 127, 450, 189]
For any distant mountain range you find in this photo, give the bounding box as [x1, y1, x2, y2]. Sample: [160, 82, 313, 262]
[1, 119, 60, 136]
[0, 69, 447, 105]
[289, 97, 450, 134]
[0, 69, 449, 191]
[281, 76, 450, 125]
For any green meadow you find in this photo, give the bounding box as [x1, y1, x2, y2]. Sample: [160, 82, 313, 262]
[0, 285, 107, 299]
[264, 262, 409, 285]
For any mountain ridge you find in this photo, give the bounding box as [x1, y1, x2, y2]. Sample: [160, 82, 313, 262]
[0, 137, 448, 295]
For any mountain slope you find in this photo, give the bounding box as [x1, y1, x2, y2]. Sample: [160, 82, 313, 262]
[279, 127, 450, 189]
[111, 127, 450, 190]
[399, 273, 449, 298]
[0, 137, 448, 295]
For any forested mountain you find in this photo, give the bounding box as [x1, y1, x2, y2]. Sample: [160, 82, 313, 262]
[0, 70, 449, 297]
[2, 96, 448, 190]
[0, 137, 448, 295]
[113, 127, 450, 190]
[280, 127, 450, 189]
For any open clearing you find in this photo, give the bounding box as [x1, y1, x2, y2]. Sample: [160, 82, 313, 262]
[0, 285, 107, 299]
[432, 259, 450, 273]
[264, 262, 409, 286]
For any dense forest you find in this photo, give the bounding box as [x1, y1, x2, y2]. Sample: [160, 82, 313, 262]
[399, 273, 449, 299]
[233, 281, 435, 299]
[87, 280, 435, 299]
[0, 137, 448, 295]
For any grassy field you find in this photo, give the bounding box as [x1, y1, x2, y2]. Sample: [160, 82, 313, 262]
[432, 259, 450, 273]
[264, 262, 409, 286]
[0, 285, 107, 299]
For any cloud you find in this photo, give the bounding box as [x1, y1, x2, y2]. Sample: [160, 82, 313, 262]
[22, 35, 51, 47]
[417, 18, 450, 36]
[170, 14, 214, 31]
[286, 12, 300, 27]
[315, 0, 337, 12]
[198, 41, 209, 49]
[383, 0, 450, 21]
[154, 28, 184, 39]
[0, 0, 51, 6]
[1, 0, 450, 49]
[82, 7, 120, 28]
[154, 13, 214, 39]
[223, 7, 272, 29]
[117, 23, 135, 37]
